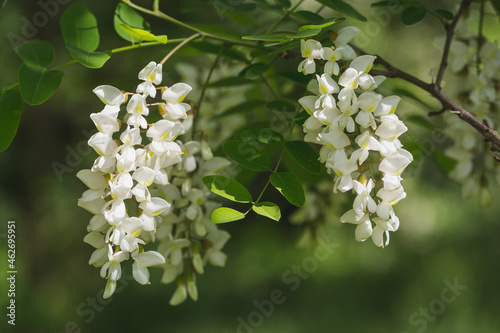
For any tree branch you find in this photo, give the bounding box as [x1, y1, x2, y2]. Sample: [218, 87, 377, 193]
[434, 0, 472, 89]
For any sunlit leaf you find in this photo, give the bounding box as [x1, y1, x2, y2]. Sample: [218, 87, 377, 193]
[223, 139, 272, 171]
[18, 64, 63, 105]
[211, 207, 245, 223]
[119, 24, 168, 44]
[270, 172, 305, 206]
[203, 175, 253, 203]
[0, 89, 22, 152]
[252, 202, 281, 221]
[114, 2, 151, 43]
[289, 28, 322, 39]
[298, 17, 344, 32]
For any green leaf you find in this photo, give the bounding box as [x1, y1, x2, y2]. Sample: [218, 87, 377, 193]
[235, 128, 283, 144]
[190, 41, 248, 62]
[316, 0, 367, 22]
[285, 141, 321, 174]
[242, 33, 289, 42]
[276, 0, 291, 8]
[291, 10, 325, 23]
[433, 150, 457, 173]
[434, 9, 454, 20]
[370, 1, 392, 6]
[216, 100, 266, 118]
[266, 99, 296, 112]
[401, 7, 426, 25]
[60, 4, 100, 52]
[0, 89, 22, 152]
[491, 0, 500, 21]
[208, 77, 254, 88]
[239, 63, 270, 78]
[66, 44, 111, 69]
[298, 17, 343, 32]
[119, 24, 168, 44]
[14, 40, 54, 67]
[294, 110, 310, 126]
[18, 64, 63, 105]
[211, 207, 245, 224]
[222, 139, 273, 171]
[203, 175, 252, 203]
[290, 28, 322, 39]
[114, 3, 151, 43]
[252, 202, 281, 221]
[270, 172, 305, 207]
[406, 115, 436, 130]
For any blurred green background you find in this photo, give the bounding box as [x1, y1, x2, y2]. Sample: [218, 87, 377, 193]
[1, 0, 500, 332]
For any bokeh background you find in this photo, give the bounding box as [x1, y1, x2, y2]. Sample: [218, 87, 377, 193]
[1, 0, 500, 332]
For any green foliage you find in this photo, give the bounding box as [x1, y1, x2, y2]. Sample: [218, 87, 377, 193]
[60, 4, 100, 52]
[234, 128, 283, 144]
[203, 175, 253, 203]
[315, 0, 367, 22]
[252, 202, 281, 221]
[401, 6, 427, 25]
[14, 40, 54, 67]
[18, 64, 63, 105]
[266, 99, 296, 112]
[434, 9, 454, 21]
[270, 172, 305, 207]
[222, 140, 272, 171]
[490, 0, 500, 21]
[211, 207, 245, 223]
[209, 77, 254, 87]
[66, 45, 112, 69]
[285, 141, 321, 174]
[293, 110, 309, 126]
[291, 10, 325, 23]
[114, 3, 151, 43]
[298, 17, 345, 32]
[119, 24, 168, 44]
[216, 100, 266, 118]
[239, 63, 270, 78]
[406, 115, 437, 130]
[0, 89, 22, 152]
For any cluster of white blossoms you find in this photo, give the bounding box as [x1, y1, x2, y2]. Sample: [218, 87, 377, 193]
[436, 9, 500, 204]
[154, 138, 231, 305]
[297, 27, 413, 247]
[77, 61, 201, 298]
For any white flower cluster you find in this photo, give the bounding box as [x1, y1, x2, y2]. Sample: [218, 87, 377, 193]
[297, 27, 413, 247]
[436, 10, 500, 204]
[155, 138, 232, 305]
[77, 61, 194, 298]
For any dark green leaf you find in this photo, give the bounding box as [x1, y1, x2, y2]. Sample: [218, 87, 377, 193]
[223, 139, 272, 171]
[491, 0, 500, 21]
[291, 10, 324, 23]
[203, 175, 252, 203]
[114, 2, 151, 43]
[190, 41, 248, 62]
[434, 9, 454, 20]
[370, 1, 391, 7]
[211, 207, 245, 223]
[18, 64, 63, 105]
[239, 63, 270, 78]
[276, 0, 291, 8]
[285, 141, 321, 174]
[252, 202, 281, 221]
[67, 44, 111, 69]
[60, 4, 100, 52]
[270, 172, 305, 206]
[235, 128, 283, 144]
[216, 100, 266, 118]
[316, 0, 367, 21]
[279, 71, 312, 86]
[14, 40, 54, 67]
[208, 77, 255, 88]
[266, 99, 296, 112]
[242, 33, 289, 42]
[433, 150, 457, 173]
[298, 17, 343, 32]
[0, 89, 22, 152]
[401, 7, 426, 25]
[294, 110, 309, 126]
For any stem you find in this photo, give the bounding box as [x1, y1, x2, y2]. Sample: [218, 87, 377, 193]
[191, 44, 224, 138]
[435, 0, 472, 88]
[159, 33, 201, 65]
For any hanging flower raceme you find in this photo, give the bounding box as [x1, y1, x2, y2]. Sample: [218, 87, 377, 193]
[297, 29, 413, 248]
[78, 61, 196, 298]
[155, 137, 231, 306]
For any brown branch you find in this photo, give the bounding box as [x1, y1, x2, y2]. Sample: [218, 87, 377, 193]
[435, 0, 472, 89]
